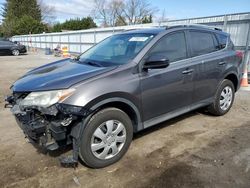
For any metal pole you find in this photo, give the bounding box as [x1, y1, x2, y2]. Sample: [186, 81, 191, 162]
[94, 30, 96, 44]
[80, 33, 82, 53]
[68, 34, 70, 53]
[243, 22, 250, 70]
[223, 15, 228, 32]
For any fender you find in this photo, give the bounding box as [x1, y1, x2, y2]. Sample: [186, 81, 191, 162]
[88, 97, 143, 132]
[223, 68, 240, 90]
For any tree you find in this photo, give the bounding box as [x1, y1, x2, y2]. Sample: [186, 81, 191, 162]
[93, 0, 157, 27]
[123, 0, 156, 24]
[15, 15, 48, 35]
[51, 17, 97, 32]
[1, 0, 46, 37]
[38, 0, 56, 24]
[115, 15, 127, 26]
[2, 0, 42, 21]
[141, 14, 152, 24]
[51, 23, 62, 32]
[0, 25, 4, 37]
[92, 0, 124, 27]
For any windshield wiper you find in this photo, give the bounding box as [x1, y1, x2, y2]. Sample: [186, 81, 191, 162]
[71, 58, 103, 67]
[84, 61, 102, 67]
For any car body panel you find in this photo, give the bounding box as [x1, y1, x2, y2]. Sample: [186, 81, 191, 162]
[12, 59, 117, 92]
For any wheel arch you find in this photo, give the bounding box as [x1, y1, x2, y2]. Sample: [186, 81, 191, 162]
[88, 97, 143, 132]
[224, 72, 239, 92]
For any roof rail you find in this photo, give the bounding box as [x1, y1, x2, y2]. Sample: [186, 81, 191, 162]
[165, 24, 222, 31]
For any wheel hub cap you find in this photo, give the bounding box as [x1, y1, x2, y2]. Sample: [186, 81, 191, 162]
[220, 86, 233, 111]
[91, 120, 126, 160]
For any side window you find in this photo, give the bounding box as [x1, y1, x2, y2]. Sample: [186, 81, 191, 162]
[148, 32, 187, 63]
[216, 34, 228, 50]
[190, 31, 217, 56]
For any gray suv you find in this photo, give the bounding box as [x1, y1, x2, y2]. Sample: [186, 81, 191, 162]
[5, 25, 243, 168]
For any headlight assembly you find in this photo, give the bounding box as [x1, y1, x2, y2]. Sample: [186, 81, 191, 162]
[20, 88, 75, 108]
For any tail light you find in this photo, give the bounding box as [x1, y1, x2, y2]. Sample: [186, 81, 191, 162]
[236, 51, 244, 59]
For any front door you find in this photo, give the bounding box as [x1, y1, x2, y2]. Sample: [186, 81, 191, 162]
[140, 31, 195, 126]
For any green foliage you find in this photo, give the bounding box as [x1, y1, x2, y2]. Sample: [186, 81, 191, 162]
[52, 17, 97, 32]
[15, 15, 48, 35]
[1, 0, 46, 37]
[141, 15, 153, 24]
[0, 25, 4, 37]
[51, 23, 62, 32]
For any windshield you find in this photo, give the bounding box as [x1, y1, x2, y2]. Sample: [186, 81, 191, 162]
[78, 33, 155, 67]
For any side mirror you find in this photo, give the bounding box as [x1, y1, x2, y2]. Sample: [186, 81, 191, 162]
[143, 54, 170, 70]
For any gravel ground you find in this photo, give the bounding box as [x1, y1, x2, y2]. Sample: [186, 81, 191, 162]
[0, 52, 250, 188]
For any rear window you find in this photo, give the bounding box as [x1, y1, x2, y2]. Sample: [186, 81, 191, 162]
[190, 31, 217, 56]
[216, 34, 228, 50]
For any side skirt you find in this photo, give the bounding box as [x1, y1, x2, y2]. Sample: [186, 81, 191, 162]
[143, 98, 213, 129]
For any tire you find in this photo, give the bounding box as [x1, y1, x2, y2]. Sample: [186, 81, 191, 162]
[207, 79, 235, 116]
[79, 108, 133, 168]
[12, 49, 20, 56]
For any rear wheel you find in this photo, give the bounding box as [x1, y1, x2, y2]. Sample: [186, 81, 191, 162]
[12, 49, 20, 56]
[207, 79, 235, 116]
[79, 108, 133, 168]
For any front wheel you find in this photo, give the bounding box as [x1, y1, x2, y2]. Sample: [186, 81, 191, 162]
[207, 79, 235, 116]
[12, 49, 20, 56]
[79, 108, 133, 168]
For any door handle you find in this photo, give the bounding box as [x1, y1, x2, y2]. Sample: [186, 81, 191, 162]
[218, 61, 226, 65]
[182, 69, 194, 74]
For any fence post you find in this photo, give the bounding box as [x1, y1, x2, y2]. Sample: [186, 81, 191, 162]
[223, 15, 228, 32]
[94, 30, 96, 44]
[68, 34, 70, 53]
[80, 32, 82, 53]
[243, 21, 250, 72]
[59, 35, 61, 49]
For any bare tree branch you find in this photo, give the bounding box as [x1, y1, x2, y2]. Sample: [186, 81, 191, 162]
[38, 0, 56, 24]
[92, 0, 157, 27]
[123, 0, 157, 25]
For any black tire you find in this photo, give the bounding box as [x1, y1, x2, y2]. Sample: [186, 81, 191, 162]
[207, 79, 235, 116]
[12, 49, 20, 56]
[79, 108, 133, 168]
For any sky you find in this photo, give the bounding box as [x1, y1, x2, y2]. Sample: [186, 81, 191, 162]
[0, 0, 249, 23]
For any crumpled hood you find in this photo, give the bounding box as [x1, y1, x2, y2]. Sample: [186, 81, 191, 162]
[12, 59, 116, 92]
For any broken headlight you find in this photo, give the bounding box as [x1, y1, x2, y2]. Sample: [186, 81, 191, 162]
[20, 89, 75, 108]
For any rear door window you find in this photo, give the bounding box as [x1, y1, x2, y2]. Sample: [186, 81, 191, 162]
[216, 33, 228, 50]
[189, 31, 217, 56]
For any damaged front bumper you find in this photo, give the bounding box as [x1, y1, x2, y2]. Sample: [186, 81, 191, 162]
[5, 93, 89, 151]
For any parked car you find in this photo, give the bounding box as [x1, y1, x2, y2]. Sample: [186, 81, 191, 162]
[5, 25, 243, 168]
[0, 38, 27, 56]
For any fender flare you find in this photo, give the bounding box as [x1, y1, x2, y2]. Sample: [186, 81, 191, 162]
[89, 97, 143, 132]
[71, 97, 143, 140]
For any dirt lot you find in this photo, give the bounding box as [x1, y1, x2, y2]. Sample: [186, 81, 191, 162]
[0, 52, 250, 188]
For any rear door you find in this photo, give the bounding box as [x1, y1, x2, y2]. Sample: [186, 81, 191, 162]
[187, 30, 226, 103]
